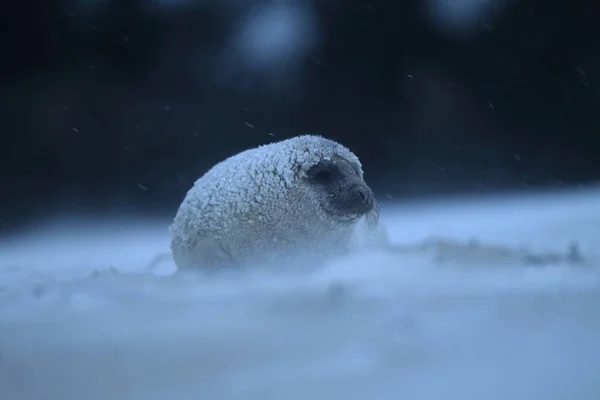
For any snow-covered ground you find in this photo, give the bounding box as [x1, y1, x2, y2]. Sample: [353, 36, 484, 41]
[2, 188, 600, 400]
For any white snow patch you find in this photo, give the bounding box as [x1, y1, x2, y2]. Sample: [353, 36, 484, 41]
[1, 188, 600, 400]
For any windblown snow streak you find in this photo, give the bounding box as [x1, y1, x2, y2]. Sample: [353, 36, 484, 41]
[1, 189, 600, 400]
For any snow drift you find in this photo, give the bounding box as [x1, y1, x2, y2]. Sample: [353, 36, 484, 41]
[1, 188, 600, 400]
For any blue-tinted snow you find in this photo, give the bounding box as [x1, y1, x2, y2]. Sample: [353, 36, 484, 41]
[1, 188, 600, 400]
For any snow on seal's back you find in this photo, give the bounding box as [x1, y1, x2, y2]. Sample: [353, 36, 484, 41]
[169, 135, 386, 271]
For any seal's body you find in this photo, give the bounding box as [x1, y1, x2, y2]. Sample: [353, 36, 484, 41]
[169, 135, 384, 270]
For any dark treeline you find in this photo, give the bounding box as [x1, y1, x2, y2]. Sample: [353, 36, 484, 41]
[1, 0, 599, 232]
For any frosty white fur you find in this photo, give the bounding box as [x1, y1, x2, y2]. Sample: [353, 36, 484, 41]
[170, 135, 386, 270]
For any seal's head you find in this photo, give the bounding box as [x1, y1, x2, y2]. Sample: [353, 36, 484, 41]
[302, 154, 377, 224]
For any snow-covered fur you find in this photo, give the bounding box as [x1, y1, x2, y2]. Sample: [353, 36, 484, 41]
[170, 135, 386, 270]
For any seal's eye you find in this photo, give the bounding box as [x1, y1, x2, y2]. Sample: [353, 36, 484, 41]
[309, 163, 333, 182]
[315, 168, 331, 181]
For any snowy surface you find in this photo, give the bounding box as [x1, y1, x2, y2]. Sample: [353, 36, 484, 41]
[2, 188, 600, 400]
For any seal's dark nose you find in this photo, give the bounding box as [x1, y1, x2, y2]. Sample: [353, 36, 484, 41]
[350, 185, 374, 214]
[356, 186, 367, 202]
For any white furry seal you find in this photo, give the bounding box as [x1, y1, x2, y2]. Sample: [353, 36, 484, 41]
[169, 135, 384, 270]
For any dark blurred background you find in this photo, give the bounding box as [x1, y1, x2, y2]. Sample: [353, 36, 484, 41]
[1, 0, 599, 233]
